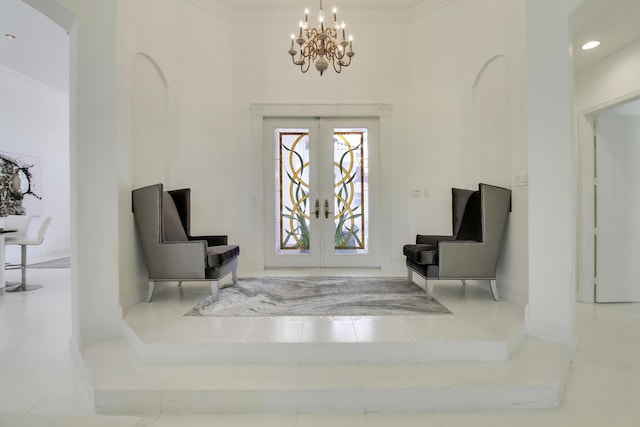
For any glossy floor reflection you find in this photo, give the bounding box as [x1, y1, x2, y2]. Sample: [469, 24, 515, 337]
[0, 268, 639, 426]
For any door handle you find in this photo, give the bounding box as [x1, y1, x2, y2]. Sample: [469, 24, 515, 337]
[314, 199, 320, 219]
[324, 199, 333, 219]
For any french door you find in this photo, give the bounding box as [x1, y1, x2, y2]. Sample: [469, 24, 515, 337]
[263, 117, 380, 268]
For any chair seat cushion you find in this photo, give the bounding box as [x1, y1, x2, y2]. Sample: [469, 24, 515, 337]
[403, 243, 437, 265]
[207, 244, 240, 267]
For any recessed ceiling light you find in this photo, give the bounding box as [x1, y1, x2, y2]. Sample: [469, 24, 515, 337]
[4, 33, 16, 39]
[581, 40, 600, 50]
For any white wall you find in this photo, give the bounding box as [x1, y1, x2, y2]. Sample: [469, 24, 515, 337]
[0, 65, 70, 264]
[29, 0, 122, 346]
[524, 0, 583, 343]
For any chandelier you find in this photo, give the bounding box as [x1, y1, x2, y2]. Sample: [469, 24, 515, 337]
[288, 1, 355, 76]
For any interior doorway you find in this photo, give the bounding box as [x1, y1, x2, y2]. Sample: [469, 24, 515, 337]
[579, 98, 640, 303]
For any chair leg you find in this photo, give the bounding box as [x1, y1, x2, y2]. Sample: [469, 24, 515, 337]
[5, 245, 42, 293]
[489, 279, 499, 301]
[461, 279, 467, 287]
[426, 280, 434, 301]
[146, 281, 156, 303]
[232, 268, 238, 285]
[20, 245, 27, 288]
[407, 268, 413, 283]
[210, 280, 220, 301]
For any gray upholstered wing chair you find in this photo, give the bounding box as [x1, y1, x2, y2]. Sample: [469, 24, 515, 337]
[403, 183, 511, 301]
[132, 183, 239, 302]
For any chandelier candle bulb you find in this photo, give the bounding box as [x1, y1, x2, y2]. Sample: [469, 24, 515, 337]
[333, 7, 337, 22]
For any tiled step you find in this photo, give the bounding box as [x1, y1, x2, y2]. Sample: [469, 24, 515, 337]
[121, 318, 526, 364]
[90, 336, 571, 415]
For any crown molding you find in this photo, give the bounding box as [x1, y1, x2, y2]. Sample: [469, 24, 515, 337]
[408, 0, 453, 21]
[185, 0, 233, 19]
[187, 0, 454, 21]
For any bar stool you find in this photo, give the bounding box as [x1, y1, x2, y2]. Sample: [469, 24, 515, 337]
[5, 216, 51, 292]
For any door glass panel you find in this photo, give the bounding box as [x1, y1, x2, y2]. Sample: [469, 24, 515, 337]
[276, 129, 311, 253]
[333, 128, 368, 254]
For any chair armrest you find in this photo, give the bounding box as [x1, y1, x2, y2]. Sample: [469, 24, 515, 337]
[437, 240, 496, 279]
[189, 235, 228, 246]
[147, 240, 208, 280]
[416, 234, 454, 245]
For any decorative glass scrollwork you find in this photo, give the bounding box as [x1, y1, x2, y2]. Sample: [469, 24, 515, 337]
[333, 131, 365, 250]
[279, 132, 311, 251]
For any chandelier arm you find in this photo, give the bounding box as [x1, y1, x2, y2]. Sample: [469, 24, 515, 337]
[291, 55, 304, 66]
[332, 47, 344, 61]
[332, 59, 343, 73]
[301, 58, 311, 73]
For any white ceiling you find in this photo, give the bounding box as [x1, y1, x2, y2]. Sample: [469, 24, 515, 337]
[0, 0, 69, 93]
[1, 0, 640, 94]
[570, 0, 640, 72]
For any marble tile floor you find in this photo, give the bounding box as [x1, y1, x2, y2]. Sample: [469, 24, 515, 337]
[0, 267, 639, 426]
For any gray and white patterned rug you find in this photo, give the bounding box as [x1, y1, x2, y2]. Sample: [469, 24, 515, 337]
[186, 276, 451, 317]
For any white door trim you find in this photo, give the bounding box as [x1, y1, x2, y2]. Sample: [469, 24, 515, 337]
[250, 103, 393, 271]
[577, 113, 596, 303]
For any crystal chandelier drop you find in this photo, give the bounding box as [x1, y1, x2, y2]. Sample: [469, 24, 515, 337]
[288, 1, 355, 76]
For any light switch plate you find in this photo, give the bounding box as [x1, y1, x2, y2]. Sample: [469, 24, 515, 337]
[516, 172, 528, 186]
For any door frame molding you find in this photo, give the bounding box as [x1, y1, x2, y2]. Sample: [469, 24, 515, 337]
[250, 103, 393, 271]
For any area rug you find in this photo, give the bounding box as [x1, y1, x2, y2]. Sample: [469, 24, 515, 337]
[185, 276, 451, 317]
